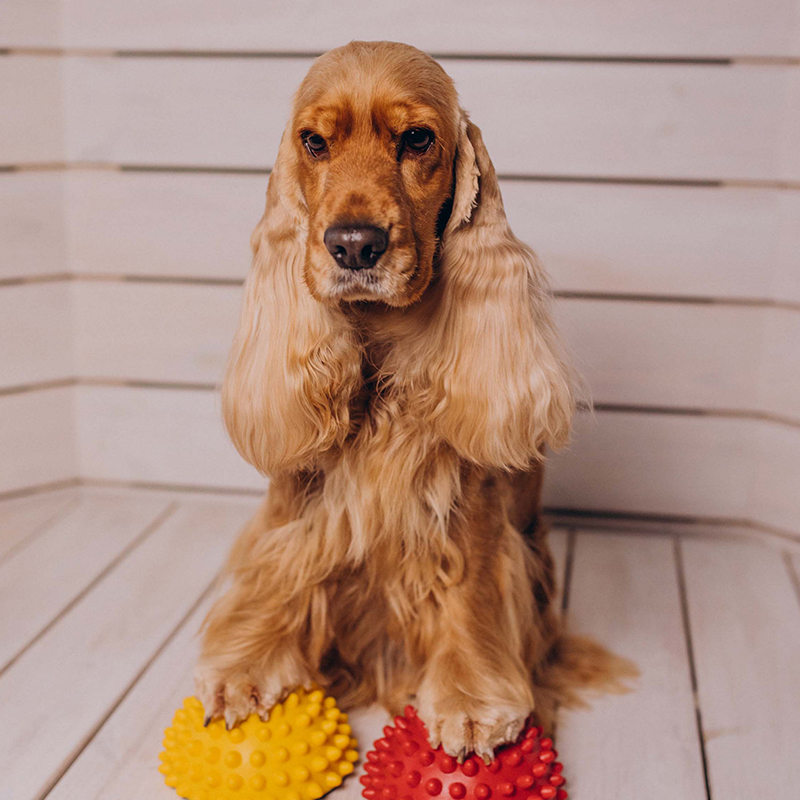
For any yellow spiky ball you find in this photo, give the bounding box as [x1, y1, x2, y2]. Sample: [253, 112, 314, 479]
[159, 688, 359, 800]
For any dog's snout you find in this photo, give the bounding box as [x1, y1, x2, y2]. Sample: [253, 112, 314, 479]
[324, 225, 388, 271]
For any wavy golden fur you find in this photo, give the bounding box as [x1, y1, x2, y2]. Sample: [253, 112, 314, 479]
[196, 40, 631, 761]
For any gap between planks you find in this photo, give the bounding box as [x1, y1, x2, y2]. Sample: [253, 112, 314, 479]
[673, 538, 713, 800]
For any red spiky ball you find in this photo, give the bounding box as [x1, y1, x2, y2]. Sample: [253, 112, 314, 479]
[360, 707, 567, 800]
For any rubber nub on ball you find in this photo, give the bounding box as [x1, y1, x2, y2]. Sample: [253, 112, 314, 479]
[159, 688, 358, 800]
[360, 706, 566, 800]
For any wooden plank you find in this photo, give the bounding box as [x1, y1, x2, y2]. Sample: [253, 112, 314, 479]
[63, 57, 800, 181]
[0, 387, 77, 494]
[0, 172, 67, 280]
[65, 171, 800, 302]
[750, 421, 800, 534]
[0, 56, 64, 164]
[505, 181, 800, 303]
[74, 384, 791, 528]
[0, 487, 78, 563]
[557, 532, 706, 800]
[556, 300, 774, 415]
[46, 590, 220, 800]
[774, 187, 800, 304]
[28, 0, 800, 57]
[73, 281, 796, 421]
[0, 495, 256, 800]
[758, 306, 800, 423]
[0, 281, 73, 389]
[72, 281, 239, 385]
[0, 0, 60, 48]
[547, 411, 756, 521]
[65, 170, 257, 281]
[682, 538, 800, 796]
[0, 491, 171, 670]
[74, 384, 266, 491]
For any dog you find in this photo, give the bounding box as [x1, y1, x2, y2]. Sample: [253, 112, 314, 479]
[195, 40, 627, 762]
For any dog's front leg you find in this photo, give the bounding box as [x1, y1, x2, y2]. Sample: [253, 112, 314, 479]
[194, 579, 321, 729]
[415, 613, 535, 762]
[414, 500, 539, 762]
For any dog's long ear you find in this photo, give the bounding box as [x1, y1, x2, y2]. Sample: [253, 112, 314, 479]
[222, 127, 362, 476]
[421, 111, 574, 469]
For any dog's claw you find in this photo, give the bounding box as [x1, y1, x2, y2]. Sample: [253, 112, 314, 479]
[203, 714, 212, 727]
[224, 709, 239, 731]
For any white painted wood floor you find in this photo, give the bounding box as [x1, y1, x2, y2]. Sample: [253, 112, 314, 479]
[2, 487, 799, 800]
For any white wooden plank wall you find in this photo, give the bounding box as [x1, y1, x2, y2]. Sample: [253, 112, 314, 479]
[1, 1, 799, 537]
[3, 0, 800, 57]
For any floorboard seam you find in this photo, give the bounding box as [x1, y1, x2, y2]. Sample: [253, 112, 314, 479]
[40, 574, 220, 800]
[673, 538, 713, 800]
[551, 528, 578, 741]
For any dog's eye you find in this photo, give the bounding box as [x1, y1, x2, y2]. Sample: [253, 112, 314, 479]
[302, 132, 328, 158]
[401, 128, 434, 155]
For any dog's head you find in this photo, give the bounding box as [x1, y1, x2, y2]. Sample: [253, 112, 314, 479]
[225, 41, 574, 476]
[276, 41, 466, 306]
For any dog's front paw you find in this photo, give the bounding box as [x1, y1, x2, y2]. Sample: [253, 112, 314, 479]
[194, 656, 312, 730]
[417, 694, 531, 763]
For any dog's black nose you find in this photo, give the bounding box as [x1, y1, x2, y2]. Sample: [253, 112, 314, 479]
[324, 225, 388, 270]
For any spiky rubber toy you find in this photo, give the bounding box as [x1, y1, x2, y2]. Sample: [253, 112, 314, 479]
[159, 688, 359, 800]
[360, 707, 566, 800]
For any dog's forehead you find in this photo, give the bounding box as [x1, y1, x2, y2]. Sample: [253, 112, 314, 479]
[296, 96, 448, 141]
[293, 43, 458, 138]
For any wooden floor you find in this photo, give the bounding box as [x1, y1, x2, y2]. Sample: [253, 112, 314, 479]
[2, 488, 799, 800]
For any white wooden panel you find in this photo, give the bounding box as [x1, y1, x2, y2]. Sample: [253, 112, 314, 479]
[558, 532, 706, 800]
[750, 421, 800, 534]
[0, 496, 255, 800]
[64, 57, 800, 181]
[65, 170, 258, 280]
[65, 171, 800, 302]
[46, 0, 800, 57]
[774, 190, 800, 304]
[0, 491, 170, 670]
[75, 384, 792, 528]
[554, 300, 770, 413]
[0, 281, 73, 389]
[0, 387, 77, 494]
[682, 538, 800, 796]
[0, 172, 67, 279]
[0, 487, 78, 562]
[0, 56, 64, 164]
[0, 0, 60, 48]
[72, 281, 239, 385]
[75, 384, 266, 490]
[758, 307, 800, 423]
[546, 412, 756, 520]
[73, 281, 800, 422]
[505, 182, 800, 303]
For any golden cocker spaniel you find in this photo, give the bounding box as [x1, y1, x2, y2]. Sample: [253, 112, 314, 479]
[196, 40, 624, 762]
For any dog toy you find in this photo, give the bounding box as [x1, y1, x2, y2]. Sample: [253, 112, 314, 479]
[360, 707, 566, 800]
[159, 688, 359, 800]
